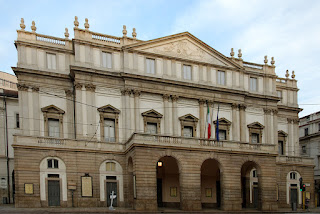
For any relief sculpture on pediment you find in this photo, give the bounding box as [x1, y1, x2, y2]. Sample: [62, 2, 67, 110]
[145, 39, 226, 66]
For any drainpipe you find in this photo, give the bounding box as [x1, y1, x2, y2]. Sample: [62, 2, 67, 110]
[3, 95, 11, 204]
[72, 80, 76, 139]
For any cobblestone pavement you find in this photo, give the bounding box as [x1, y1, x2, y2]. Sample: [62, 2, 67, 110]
[1, 205, 320, 214]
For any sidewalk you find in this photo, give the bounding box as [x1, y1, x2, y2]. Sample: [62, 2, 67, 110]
[1, 204, 320, 213]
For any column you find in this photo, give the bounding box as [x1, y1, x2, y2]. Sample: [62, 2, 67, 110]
[133, 90, 141, 132]
[75, 83, 83, 139]
[272, 109, 278, 145]
[163, 94, 170, 135]
[199, 99, 205, 138]
[85, 83, 96, 139]
[263, 108, 271, 144]
[171, 95, 179, 136]
[65, 89, 74, 139]
[287, 118, 293, 156]
[239, 104, 247, 142]
[32, 86, 40, 136]
[231, 103, 239, 141]
[293, 119, 300, 156]
[17, 84, 29, 135]
[124, 88, 132, 139]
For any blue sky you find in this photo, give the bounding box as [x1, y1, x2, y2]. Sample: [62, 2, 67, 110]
[1, 0, 319, 116]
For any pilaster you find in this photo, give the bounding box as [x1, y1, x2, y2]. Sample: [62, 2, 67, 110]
[231, 103, 239, 141]
[75, 82, 83, 139]
[65, 89, 74, 139]
[85, 83, 96, 139]
[171, 95, 179, 136]
[163, 94, 170, 135]
[32, 86, 40, 136]
[199, 99, 206, 138]
[239, 104, 247, 142]
[133, 90, 141, 132]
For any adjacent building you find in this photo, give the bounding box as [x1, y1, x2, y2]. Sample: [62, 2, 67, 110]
[0, 71, 19, 204]
[11, 17, 314, 211]
[300, 111, 320, 206]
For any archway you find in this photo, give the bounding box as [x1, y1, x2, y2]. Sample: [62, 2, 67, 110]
[156, 156, 180, 208]
[286, 171, 301, 206]
[241, 161, 261, 209]
[201, 159, 221, 209]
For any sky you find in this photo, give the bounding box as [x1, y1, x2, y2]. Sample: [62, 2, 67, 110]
[0, 0, 319, 117]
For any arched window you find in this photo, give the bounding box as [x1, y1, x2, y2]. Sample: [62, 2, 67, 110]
[47, 159, 59, 169]
[290, 172, 297, 180]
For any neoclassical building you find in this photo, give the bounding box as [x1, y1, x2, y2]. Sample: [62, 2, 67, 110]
[12, 17, 314, 211]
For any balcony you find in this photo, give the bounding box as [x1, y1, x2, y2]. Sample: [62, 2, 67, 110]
[276, 155, 314, 166]
[125, 133, 277, 155]
[13, 133, 279, 156]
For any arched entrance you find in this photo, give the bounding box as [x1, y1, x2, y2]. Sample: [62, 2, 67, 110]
[156, 156, 180, 208]
[201, 159, 221, 209]
[241, 161, 261, 209]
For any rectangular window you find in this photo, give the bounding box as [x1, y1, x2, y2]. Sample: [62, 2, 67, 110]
[47, 159, 59, 169]
[250, 77, 258, 91]
[102, 52, 112, 69]
[146, 58, 155, 74]
[217, 71, 225, 85]
[15, 113, 20, 128]
[146, 122, 157, 134]
[183, 126, 193, 137]
[302, 145, 306, 154]
[46, 53, 56, 70]
[48, 118, 60, 138]
[183, 65, 192, 80]
[219, 130, 226, 140]
[104, 119, 115, 142]
[304, 128, 309, 136]
[278, 141, 284, 155]
[318, 123, 320, 132]
[205, 188, 212, 197]
[251, 133, 259, 143]
[106, 162, 116, 171]
[277, 90, 282, 102]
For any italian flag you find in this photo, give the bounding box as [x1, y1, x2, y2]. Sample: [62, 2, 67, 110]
[207, 105, 211, 139]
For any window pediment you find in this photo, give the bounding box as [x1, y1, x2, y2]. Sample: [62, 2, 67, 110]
[278, 130, 288, 137]
[179, 114, 198, 122]
[41, 105, 65, 114]
[141, 109, 163, 118]
[213, 117, 231, 125]
[97, 105, 120, 114]
[247, 122, 264, 129]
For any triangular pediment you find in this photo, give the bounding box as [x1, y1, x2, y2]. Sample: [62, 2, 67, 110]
[41, 105, 65, 114]
[278, 130, 288, 137]
[97, 104, 120, 114]
[179, 114, 199, 122]
[124, 32, 241, 68]
[141, 109, 163, 118]
[213, 117, 231, 125]
[247, 122, 264, 129]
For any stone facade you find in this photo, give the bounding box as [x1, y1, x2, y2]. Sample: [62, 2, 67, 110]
[299, 111, 320, 206]
[0, 71, 19, 204]
[11, 17, 314, 211]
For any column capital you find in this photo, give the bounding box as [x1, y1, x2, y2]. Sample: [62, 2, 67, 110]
[287, 118, 294, 123]
[198, 98, 206, 105]
[207, 100, 214, 107]
[31, 86, 39, 92]
[239, 104, 247, 110]
[163, 94, 170, 101]
[231, 103, 239, 109]
[74, 82, 83, 90]
[271, 109, 278, 115]
[171, 95, 179, 102]
[263, 108, 272, 115]
[65, 89, 73, 97]
[85, 83, 96, 92]
[133, 89, 141, 97]
[17, 84, 29, 91]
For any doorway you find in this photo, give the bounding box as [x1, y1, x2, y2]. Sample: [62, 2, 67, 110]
[48, 180, 60, 206]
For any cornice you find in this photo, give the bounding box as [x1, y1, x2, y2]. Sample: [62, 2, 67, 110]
[72, 39, 122, 52]
[12, 66, 70, 80]
[14, 40, 73, 54]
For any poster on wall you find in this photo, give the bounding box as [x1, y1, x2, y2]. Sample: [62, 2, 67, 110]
[81, 175, 93, 197]
[24, 183, 34, 194]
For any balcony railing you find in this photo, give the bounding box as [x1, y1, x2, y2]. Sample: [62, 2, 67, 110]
[125, 133, 277, 154]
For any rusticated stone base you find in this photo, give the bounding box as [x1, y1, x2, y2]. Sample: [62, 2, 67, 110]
[181, 199, 201, 211]
[134, 199, 157, 211]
